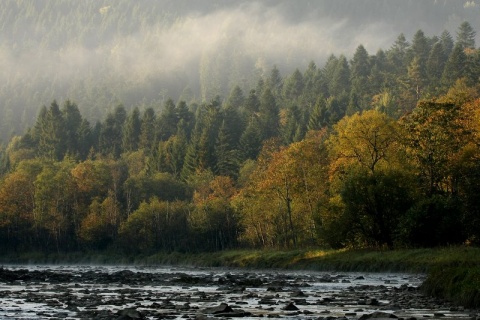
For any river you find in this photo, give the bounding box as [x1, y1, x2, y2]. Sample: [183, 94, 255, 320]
[0, 265, 476, 319]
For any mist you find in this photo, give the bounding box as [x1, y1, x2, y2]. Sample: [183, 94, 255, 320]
[0, 0, 479, 140]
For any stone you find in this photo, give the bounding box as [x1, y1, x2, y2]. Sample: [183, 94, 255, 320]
[358, 311, 398, 319]
[282, 302, 299, 311]
[204, 303, 233, 314]
[116, 308, 144, 320]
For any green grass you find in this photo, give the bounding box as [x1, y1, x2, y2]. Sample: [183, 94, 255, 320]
[2, 246, 479, 271]
[422, 267, 480, 308]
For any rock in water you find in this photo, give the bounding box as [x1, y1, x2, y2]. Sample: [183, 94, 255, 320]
[204, 303, 233, 314]
[116, 308, 144, 320]
[282, 302, 299, 311]
[358, 311, 398, 319]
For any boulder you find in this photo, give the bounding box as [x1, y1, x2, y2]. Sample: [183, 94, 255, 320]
[358, 311, 398, 319]
[204, 303, 233, 314]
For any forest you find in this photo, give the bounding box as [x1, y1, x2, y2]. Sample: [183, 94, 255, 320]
[0, 19, 479, 254]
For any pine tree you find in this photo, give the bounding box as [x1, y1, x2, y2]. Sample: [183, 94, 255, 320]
[197, 100, 221, 171]
[215, 119, 239, 178]
[226, 85, 245, 110]
[180, 136, 199, 182]
[302, 61, 322, 106]
[426, 42, 447, 91]
[267, 65, 283, 100]
[456, 21, 476, 49]
[98, 106, 126, 158]
[157, 98, 178, 141]
[259, 88, 279, 139]
[175, 100, 194, 138]
[282, 69, 304, 104]
[409, 29, 430, 83]
[139, 107, 156, 154]
[282, 104, 303, 144]
[122, 107, 141, 152]
[77, 119, 92, 159]
[37, 101, 66, 160]
[244, 89, 260, 115]
[442, 43, 467, 88]
[307, 96, 327, 131]
[62, 100, 82, 158]
[240, 117, 263, 161]
[350, 45, 371, 110]
[440, 30, 454, 57]
[330, 55, 351, 98]
[387, 33, 410, 74]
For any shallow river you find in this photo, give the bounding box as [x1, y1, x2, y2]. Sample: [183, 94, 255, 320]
[0, 265, 477, 319]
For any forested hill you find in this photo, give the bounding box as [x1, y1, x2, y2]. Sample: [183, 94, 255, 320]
[0, 0, 479, 142]
[0, 14, 479, 254]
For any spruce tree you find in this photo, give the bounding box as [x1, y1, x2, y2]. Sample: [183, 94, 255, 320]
[456, 21, 476, 49]
[122, 107, 141, 153]
[139, 108, 156, 154]
[442, 43, 467, 88]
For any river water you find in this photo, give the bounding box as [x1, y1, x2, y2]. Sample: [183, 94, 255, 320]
[0, 265, 477, 319]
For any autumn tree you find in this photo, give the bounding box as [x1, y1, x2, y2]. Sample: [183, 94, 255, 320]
[325, 110, 413, 247]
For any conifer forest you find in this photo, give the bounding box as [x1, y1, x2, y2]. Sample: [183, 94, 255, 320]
[1, 0, 480, 254]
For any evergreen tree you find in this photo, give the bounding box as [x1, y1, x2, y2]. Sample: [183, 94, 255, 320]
[387, 33, 410, 74]
[456, 21, 476, 49]
[122, 107, 141, 153]
[197, 100, 221, 171]
[282, 69, 304, 104]
[215, 119, 240, 178]
[98, 105, 126, 158]
[409, 29, 430, 84]
[282, 104, 304, 144]
[226, 85, 245, 110]
[442, 43, 467, 88]
[244, 89, 260, 115]
[175, 100, 194, 138]
[307, 96, 327, 131]
[259, 88, 279, 139]
[37, 101, 66, 160]
[322, 54, 339, 96]
[426, 42, 447, 92]
[222, 104, 244, 148]
[157, 98, 178, 141]
[267, 65, 283, 101]
[77, 118, 92, 159]
[440, 30, 454, 57]
[62, 100, 82, 158]
[350, 45, 371, 110]
[240, 117, 263, 161]
[330, 55, 351, 98]
[302, 61, 323, 106]
[139, 107, 156, 154]
[180, 135, 199, 182]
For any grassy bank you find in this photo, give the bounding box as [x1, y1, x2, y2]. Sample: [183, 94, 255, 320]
[1, 246, 479, 272]
[2, 247, 479, 307]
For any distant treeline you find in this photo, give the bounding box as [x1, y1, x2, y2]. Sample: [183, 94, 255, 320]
[0, 22, 479, 253]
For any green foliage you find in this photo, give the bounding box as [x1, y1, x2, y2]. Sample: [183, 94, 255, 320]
[422, 267, 480, 308]
[398, 195, 466, 247]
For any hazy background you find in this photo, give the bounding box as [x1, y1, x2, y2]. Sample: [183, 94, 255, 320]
[0, 0, 479, 141]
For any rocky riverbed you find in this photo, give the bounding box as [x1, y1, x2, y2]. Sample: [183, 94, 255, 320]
[0, 265, 477, 320]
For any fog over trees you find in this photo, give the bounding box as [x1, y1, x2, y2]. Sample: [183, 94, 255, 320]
[0, 0, 479, 141]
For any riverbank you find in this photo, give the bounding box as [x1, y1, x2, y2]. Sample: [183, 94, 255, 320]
[3, 246, 478, 271]
[2, 246, 479, 308]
